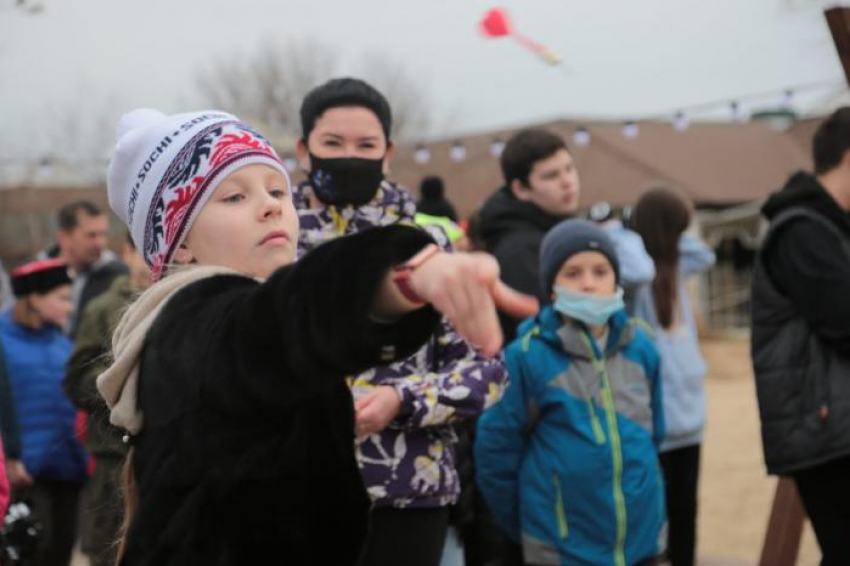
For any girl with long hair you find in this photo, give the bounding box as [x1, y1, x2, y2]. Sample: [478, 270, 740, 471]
[631, 188, 715, 566]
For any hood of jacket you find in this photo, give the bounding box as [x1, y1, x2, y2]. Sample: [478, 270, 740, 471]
[478, 186, 566, 251]
[762, 171, 850, 236]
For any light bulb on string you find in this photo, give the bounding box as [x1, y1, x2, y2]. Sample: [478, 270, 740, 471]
[490, 137, 506, 157]
[622, 121, 639, 139]
[413, 144, 430, 165]
[781, 90, 794, 111]
[730, 101, 747, 123]
[37, 156, 54, 178]
[673, 112, 689, 132]
[573, 126, 591, 147]
[449, 141, 467, 162]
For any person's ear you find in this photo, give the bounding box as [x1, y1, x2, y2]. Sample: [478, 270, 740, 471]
[173, 244, 194, 265]
[296, 138, 311, 172]
[120, 241, 134, 262]
[511, 179, 532, 201]
[382, 142, 395, 175]
[56, 229, 71, 249]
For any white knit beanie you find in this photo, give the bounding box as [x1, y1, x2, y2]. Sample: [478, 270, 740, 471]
[107, 109, 288, 281]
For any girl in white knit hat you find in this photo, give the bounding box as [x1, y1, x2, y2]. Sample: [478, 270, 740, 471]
[98, 108, 537, 566]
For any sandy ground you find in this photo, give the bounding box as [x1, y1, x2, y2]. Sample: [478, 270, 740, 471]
[72, 336, 821, 566]
[698, 337, 820, 566]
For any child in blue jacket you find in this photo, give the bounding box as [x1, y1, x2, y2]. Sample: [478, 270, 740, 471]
[475, 219, 665, 566]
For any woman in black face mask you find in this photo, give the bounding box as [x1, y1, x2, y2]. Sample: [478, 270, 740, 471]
[296, 77, 393, 210]
[292, 79, 510, 566]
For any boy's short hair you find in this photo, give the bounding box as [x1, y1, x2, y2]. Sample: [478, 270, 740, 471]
[500, 129, 568, 189]
[300, 78, 392, 142]
[58, 200, 103, 232]
[813, 106, 850, 175]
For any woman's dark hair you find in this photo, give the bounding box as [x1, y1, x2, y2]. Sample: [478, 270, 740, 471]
[299, 77, 392, 142]
[632, 188, 692, 329]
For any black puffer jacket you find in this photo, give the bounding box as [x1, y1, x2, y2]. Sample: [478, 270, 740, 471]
[751, 171, 850, 475]
[477, 187, 564, 341]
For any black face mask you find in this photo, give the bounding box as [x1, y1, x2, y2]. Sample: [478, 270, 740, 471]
[308, 153, 385, 207]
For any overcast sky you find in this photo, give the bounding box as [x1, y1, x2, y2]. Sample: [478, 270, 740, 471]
[0, 0, 844, 163]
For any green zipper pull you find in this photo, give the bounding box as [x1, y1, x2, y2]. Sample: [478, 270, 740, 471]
[521, 326, 540, 352]
[578, 330, 627, 566]
[552, 475, 569, 539]
[587, 397, 606, 445]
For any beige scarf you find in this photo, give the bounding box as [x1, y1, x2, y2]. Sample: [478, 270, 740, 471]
[96, 265, 241, 435]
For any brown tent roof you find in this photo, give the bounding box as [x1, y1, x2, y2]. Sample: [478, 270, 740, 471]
[389, 118, 819, 219]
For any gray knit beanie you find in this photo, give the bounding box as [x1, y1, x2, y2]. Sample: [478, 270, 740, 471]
[539, 219, 620, 295]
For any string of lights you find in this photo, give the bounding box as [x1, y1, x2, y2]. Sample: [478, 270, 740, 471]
[410, 78, 844, 164]
[0, 79, 844, 178]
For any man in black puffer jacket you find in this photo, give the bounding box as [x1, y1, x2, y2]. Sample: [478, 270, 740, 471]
[478, 130, 580, 343]
[751, 107, 850, 566]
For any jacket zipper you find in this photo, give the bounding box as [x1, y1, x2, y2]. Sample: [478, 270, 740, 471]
[580, 332, 627, 566]
[587, 397, 606, 445]
[552, 474, 569, 539]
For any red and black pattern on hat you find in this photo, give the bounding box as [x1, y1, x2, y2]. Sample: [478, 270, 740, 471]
[11, 258, 72, 297]
[142, 121, 281, 280]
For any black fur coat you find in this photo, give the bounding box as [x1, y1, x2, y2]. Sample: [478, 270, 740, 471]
[121, 225, 439, 566]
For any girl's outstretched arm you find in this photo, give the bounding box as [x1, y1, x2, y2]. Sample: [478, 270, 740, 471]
[373, 250, 539, 357]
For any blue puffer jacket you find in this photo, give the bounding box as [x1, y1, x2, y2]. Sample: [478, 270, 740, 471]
[475, 307, 665, 566]
[0, 311, 87, 483]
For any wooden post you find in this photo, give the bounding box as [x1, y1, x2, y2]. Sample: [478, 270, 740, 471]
[825, 6, 850, 88]
[758, 477, 806, 566]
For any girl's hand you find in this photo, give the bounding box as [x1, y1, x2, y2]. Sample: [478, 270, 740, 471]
[410, 252, 539, 357]
[354, 386, 402, 437]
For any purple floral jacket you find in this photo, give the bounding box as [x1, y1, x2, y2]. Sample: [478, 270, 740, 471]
[293, 179, 507, 508]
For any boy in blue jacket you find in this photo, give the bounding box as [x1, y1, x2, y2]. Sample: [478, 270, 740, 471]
[475, 219, 665, 566]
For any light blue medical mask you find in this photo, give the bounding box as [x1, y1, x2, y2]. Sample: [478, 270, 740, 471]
[553, 286, 625, 326]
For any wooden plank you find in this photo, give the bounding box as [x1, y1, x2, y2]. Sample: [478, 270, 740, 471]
[825, 7, 850, 88]
[758, 477, 806, 566]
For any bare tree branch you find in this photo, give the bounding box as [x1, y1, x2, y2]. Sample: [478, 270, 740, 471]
[196, 39, 338, 145]
[196, 38, 433, 145]
[359, 52, 432, 142]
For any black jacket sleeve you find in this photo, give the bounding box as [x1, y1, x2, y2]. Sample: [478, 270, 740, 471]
[491, 232, 544, 301]
[764, 218, 850, 357]
[0, 340, 21, 459]
[253, 224, 441, 379]
[491, 232, 545, 343]
[143, 225, 441, 429]
[266, 226, 439, 375]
